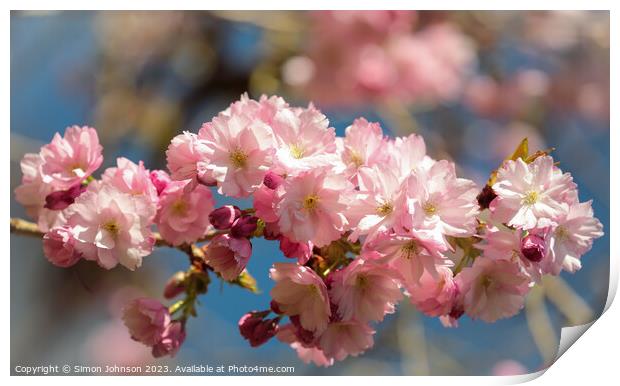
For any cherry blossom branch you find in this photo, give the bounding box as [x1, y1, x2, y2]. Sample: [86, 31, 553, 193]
[9, 217, 258, 293]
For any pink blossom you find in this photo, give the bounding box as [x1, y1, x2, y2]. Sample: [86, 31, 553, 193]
[276, 324, 334, 367]
[149, 170, 171, 196]
[456, 257, 531, 323]
[318, 320, 375, 361]
[269, 263, 331, 333]
[253, 184, 279, 223]
[406, 266, 458, 317]
[490, 156, 577, 229]
[198, 110, 275, 198]
[275, 167, 351, 247]
[387, 24, 474, 103]
[156, 180, 215, 246]
[222, 93, 288, 124]
[391, 133, 431, 178]
[338, 118, 387, 182]
[270, 105, 340, 176]
[347, 165, 407, 242]
[122, 298, 170, 346]
[364, 230, 452, 284]
[204, 234, 252, 281]
[165, 131, 214, 186]
[547, 200, 604, 274]
[102, 157, 159, 217]
[151, 321, 185, 358]
[330, 259, 402, 323]
[67, 184, 155, 270]
[42, 226, 82, 267]
[402, 160, 480, 243]
[479, 223, 549, 282]
[14, 153, 66, 231]
[39, 125, 103, 190]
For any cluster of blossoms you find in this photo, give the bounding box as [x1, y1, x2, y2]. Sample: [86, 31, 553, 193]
[282, 11, 475, 107]
[14, 94, 603, 365]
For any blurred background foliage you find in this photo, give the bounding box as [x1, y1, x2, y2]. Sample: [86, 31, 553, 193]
[10, 10, 609, 375]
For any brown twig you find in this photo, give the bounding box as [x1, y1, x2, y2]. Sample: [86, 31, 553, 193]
[9, 217, 258, 293]
[10, 217, 222, 248]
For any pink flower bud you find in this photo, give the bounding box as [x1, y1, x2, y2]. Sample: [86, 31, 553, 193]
[230, 215, 258, 238]
[203, 234, 252, 280]
[44, 184, 87, 210]
[263, 171, 284, 189]
[149, 170, 171, 196]
[238, 311, 279, 347]
[122, 298, 170, 346]
[42, 226, 82, 267]
[521, 233, 546, 262]
[208, 205, 241, 230]
[279, 237, 313, 264]
[270, 300, 283, 315]
[152, 321, 186, 358]
[263, 221, 281, 240]
[163, 271, 186, 299]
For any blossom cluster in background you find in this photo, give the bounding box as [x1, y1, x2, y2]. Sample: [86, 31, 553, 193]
[13, 92, 602, 366]
[282, 11, 475, 106]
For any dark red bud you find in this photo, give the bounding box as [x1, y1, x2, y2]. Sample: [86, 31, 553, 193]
[230, 215, 258, 238]
[208, 205, 241, 230]
[44, 184, 87, 210]
[521, 233, 546, 262]
[476, 185, 497, 210]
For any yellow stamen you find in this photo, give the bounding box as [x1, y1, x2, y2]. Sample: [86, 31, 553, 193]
[401, 240, 419, 259]
[555, 225, 569, 241]
[290, 144, 305, 159]
[307, 284, 319, 294]
[376, 201, 394, 216]
[229, 148, 248, 168]
[423, 201, 437, 216]
[171, 200, 188, 215]
[303, 194, 320, 212]
[480, 276, 492, 289]
[102, 220, 120, 236]
[349, 151, 364, 168]
[523, 190, 539, 206]
[356, 275, 369, 290]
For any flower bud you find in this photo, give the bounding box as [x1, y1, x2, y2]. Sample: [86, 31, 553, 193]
[203, 234, 252, 280]
[521, 233, 546, 262]
[42, 226, 82, 267]
[163, 271, 186, 299]
[476, 185, 497, 210]
[238, 311, 279, 347]
[279, 237, 313, 264]
[208, 205, 241, 230]
[263, 221, 281, 240]
[230, 215, 258, 238]
[263, 171, 284, 190]
[152, 321, 186, 358]
[122, 298, 170, 346]
[150, 170, 171, 196]
[270, 300, 283, 315]
[44, 184, 87, 210]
